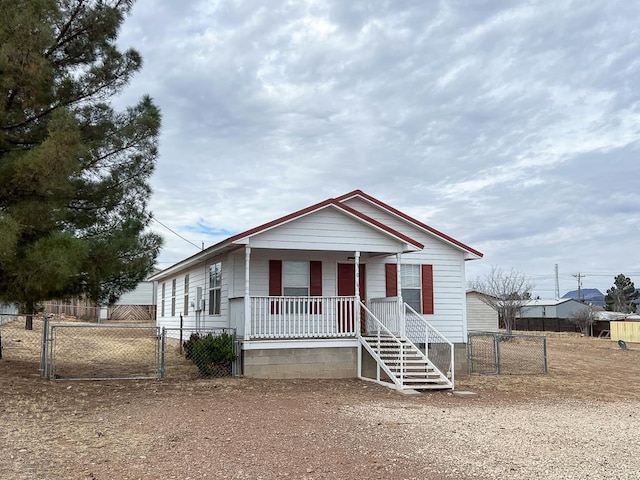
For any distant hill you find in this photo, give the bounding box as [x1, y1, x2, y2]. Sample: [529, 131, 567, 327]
[562, 288, 605, 306]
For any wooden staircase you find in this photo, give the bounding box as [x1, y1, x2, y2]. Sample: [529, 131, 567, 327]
[360, 334, 453, 390]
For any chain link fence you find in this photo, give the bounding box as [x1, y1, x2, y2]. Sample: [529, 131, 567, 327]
[467, 332, 548, 375]
[163, 328, 238, 379]
[35, 317, 238, 381]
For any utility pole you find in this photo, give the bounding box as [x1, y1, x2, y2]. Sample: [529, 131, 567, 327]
[555, 264, 560, 299]
[572, 273, 585, 301]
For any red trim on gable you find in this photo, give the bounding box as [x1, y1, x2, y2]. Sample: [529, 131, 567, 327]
[228, 197, 424, 250]
[228, 198, 336, 243]
[336, 190, 483, 258]
[334, 202, 424, 250]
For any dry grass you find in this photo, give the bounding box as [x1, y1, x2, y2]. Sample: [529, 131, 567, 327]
[1, 319, 640, 479]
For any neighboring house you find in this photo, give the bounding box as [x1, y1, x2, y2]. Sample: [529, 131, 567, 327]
[0, 302, 18, 318]
[519, 298, 590, 319]
[466, 290, 499, 333]
[101, 280, 157, 323]
[149, 190, 482, 390]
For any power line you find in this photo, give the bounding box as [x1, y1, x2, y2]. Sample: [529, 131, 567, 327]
[151, 215, 202, 250]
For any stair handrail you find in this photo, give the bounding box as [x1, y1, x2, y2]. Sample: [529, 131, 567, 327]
[404, 303, 455, 386]
[359, 301, 406, 388]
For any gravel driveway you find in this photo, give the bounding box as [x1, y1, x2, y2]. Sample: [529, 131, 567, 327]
[1, 326, 639, 479]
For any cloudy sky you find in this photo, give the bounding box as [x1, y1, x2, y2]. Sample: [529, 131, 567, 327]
[116, 0, 640, 298]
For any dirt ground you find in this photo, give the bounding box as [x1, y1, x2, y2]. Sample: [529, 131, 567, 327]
[1, 320, 639, 479]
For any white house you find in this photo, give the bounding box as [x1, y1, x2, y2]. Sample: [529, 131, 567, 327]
[149, 190, 482, 390]
[466, 290, 499, 333]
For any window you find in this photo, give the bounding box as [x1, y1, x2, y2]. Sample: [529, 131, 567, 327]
[183, 274, 189, 316]
[171, 279, 176, 316]
[209, 262, 222, 315]
[161, 282, 165, 317]
[283, 261, 309, 296]
[401, 264, 422, 313]
[385, 263, 434, 314]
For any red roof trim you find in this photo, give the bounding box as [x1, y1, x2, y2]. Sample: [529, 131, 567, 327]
[228, 197, 423, 249]
[333, 201, 424, 249]
[228, 198, 335, 242]
[335, 190, 483, 258]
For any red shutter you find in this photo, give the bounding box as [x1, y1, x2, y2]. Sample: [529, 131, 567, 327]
[269, 260, 282, 314]
[385, 264, 397, 297]
[269, 260, 282, 295]
[310, 261, 322, 314]
[310, 261, 322, 296]
[421, 264, 434, 314]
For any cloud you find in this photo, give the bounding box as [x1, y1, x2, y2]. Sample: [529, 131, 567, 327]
[116, 0, 640, 294]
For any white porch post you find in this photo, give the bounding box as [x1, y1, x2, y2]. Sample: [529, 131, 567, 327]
[396, 253, 404, 337]
[354, 251, 360, 336]
[243, 246, 251, 340]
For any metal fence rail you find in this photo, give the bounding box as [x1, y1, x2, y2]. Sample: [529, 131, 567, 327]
[467, 331, 548, 375]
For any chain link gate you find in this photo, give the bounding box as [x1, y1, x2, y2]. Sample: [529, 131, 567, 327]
[41, 317, 163, 381]
[467, 332, 548, 375]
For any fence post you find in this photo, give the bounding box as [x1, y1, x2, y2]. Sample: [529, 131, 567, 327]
[159, 327, 166, 379]
[495, 334, 501, 374]
[179, 314, 184, 354]
[40, 314, 49, 378]
[542, 336, 548, 374]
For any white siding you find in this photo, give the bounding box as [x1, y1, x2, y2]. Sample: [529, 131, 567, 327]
[466, 292, 499, 333]
[247, 207, 405, 252]
[156, 257, 229, 331]
[231, 249, 345, 298]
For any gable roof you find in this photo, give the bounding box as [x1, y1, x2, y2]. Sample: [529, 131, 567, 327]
[228, 197, 424, 250]
[523, 298, 584, 307]
[335, 190, 483, 258]
[150, 190, 481, 281]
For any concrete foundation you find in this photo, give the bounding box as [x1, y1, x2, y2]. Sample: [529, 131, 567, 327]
[241, 342, 468, 380]
[242, 346, 357, 379]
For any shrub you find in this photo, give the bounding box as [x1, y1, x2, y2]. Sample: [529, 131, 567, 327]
[183, 332, 236, 377]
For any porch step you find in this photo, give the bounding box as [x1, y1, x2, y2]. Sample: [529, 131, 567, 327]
[360, 334, 452, 391]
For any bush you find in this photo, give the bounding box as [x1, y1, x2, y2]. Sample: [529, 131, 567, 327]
[183, 332, 236, 377]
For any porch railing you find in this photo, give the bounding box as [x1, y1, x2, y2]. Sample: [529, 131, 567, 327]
[249, 296, 357, 339]
[369, 297, 402, 335]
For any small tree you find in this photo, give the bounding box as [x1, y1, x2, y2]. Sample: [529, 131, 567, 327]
[604, 274, 639, 313]
[568, 304, 598, 336]
[470, 267, 535, 335]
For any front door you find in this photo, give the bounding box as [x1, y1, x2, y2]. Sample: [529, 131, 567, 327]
[337, 263, 366, 333]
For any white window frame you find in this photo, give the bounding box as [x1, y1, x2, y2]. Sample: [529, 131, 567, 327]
[401, 264, 422, 313]
[209, 262, 222, 315]
[283, 261, 309, 297]
[161, 282, 165, 317]
[171, 279, 176, 316]
[183, 274, 189, 316]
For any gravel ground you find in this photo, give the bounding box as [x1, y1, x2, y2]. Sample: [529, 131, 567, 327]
[1, 323, 639, 479]
[345, 398, 640, 479]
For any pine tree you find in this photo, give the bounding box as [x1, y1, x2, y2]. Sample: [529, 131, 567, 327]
[604, 274, 639, 313]
[0, 0, 162, 328]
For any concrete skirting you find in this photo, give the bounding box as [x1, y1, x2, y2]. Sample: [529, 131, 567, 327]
[242, 346, 357, 379]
